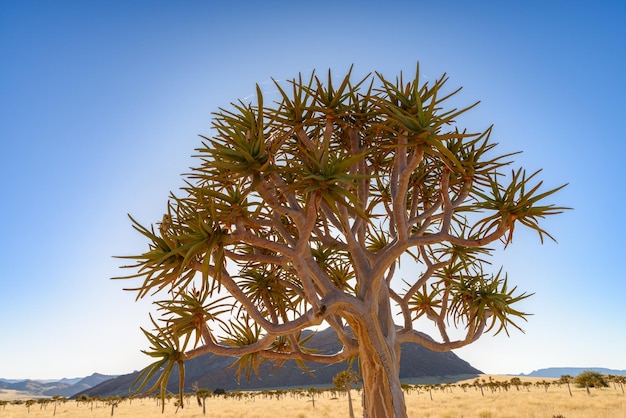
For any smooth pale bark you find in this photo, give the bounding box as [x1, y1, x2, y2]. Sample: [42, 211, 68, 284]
[347, 289, 408, 418]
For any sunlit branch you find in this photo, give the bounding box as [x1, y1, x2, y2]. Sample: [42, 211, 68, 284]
[445, 221, 510, 248]
[269, 213, 298, 248]
[336, 202, 372, 284]
[451, 177, 473, 207]
[349, 127, 369, 244]
[254, 175, 301, 221]
[415, 193, 444, 224]
[185, 329, 275, 359]
[232, 225, 295, 257]
[319, 200, 346, 232]
[390, 135, 409, 241]
[397, 316, 488, 351]
[295, 126, 317, 151]
[439, 169, 454, 234]
[224, 249, 288, 267]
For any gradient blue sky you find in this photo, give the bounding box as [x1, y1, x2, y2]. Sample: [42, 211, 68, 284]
[1, 1, 624, 380]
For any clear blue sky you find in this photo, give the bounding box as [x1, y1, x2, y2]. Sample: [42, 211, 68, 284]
[1, 1, 624, 380]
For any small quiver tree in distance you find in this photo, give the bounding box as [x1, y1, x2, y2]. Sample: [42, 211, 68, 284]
[195, 388, 211, 415]
[115, 65, 568, 418]
[333, 369, 360, 418]
[509, 377, 522, 391]
[559, 374, 573, 396]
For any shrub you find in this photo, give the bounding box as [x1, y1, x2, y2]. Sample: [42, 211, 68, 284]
[575, 371, 608, 389]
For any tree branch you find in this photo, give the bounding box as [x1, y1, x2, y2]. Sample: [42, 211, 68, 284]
[396, 317, 488, 351]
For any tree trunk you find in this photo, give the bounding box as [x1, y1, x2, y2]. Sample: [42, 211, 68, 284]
[347, 389, 355, 418]
[348, 292, 408, 418]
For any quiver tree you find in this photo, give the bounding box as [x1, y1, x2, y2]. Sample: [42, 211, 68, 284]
[510, 377, 522, 391]
[195, 388, 211, 415]
[116, 65, 568, 418]
[333, 369, 360, 418]
[559, 374, 573, 396]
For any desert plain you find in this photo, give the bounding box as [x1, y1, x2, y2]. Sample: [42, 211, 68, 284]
[0, 375, 624, 418]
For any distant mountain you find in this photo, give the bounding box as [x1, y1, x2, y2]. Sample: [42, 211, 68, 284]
[79, 327, 481, 398]
[50, 373, 118, 397]
[0, 379, 72, 396]
[0, 373, 117, 398]
[520, 367, 626, 378]
[58, 377, 83, 385]
[0, 378, 26, 385]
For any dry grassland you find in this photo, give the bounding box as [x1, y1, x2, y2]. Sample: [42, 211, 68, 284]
[1, 375, 624, 417]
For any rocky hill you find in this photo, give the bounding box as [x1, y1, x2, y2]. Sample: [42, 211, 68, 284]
[0, 373, 117, 398]
[78, 327, 481, 398]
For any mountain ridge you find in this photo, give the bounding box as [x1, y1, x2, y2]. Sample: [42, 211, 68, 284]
[4, 365, 626, 399]
[519, 367, 626, 378]
[0, 373, 117, 398]
[77, 327, 482, 398]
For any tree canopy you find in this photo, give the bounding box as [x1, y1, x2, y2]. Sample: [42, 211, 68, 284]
[116, 65, 568, 417]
